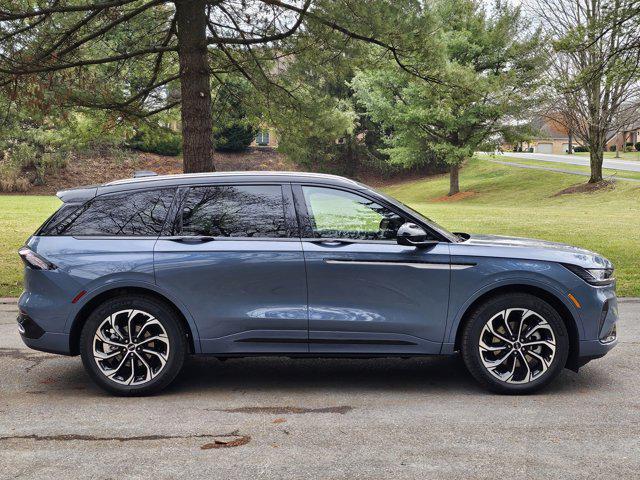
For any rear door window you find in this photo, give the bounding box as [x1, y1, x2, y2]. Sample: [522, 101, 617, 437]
[178, 185, 290, 238]
[42, 188, 175, 236]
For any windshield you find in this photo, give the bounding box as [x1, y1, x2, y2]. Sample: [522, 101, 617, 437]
[366, 187, 461, 243]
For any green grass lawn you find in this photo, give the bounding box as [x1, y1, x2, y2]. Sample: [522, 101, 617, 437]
[0, 195, 60, 297]
[481, 154, 640, 181]
[1, 159, 639, 297]
[573, 151, 640, 161]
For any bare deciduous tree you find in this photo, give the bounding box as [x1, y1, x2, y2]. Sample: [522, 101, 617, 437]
[531, 0, 640, 182]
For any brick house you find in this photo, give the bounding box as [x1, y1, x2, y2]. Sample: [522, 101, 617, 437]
[605, 123, 640, 151]
[503, 117, 581, 154]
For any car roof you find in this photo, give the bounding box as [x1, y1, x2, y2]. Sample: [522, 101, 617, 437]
[56, 171, 368, 203]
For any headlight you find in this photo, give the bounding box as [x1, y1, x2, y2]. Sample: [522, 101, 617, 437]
[562, 263, 614, 286]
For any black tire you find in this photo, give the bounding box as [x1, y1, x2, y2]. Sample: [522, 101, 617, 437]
[80, 294, 187, 396]
[461, 293, 569, 394]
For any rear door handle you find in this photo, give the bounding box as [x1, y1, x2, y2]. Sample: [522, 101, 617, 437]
[169, 236, 215, 244]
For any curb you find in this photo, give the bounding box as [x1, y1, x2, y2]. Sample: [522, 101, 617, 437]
[0, 298, 18, 305]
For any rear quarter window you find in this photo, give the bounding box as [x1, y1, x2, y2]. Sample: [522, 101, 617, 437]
[40, 188, 176, 236]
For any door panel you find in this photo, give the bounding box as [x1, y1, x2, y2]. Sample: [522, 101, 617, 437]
[154, 183, 308, 354]
[294, 184, 451, 354]
[303, 241, 451, 354]
[154, 239, 308, 353]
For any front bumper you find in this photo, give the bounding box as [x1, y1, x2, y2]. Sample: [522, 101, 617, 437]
[570, 285, 619, 369]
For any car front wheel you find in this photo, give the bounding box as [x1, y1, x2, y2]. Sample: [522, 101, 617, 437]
[79, 294, 187, 396]
[461, 293, 569, 394]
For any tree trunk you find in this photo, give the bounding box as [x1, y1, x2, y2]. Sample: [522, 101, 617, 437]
[588, 126, 604, 182]
[448, 164, 460, 196]
[589, 149, 603, 182]
[175, 0, 214, 173]
[568, 131, 573, 154]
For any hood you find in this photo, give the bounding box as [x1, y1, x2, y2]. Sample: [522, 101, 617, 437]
[461, 234, 612, 269]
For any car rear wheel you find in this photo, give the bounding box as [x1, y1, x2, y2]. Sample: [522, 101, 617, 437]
[80, 295, 187, 396]
[461, 293, 569, 394]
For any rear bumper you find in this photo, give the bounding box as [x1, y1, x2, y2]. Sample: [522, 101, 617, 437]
[20, 331, 72, 355]
[17, 311, 72, 355]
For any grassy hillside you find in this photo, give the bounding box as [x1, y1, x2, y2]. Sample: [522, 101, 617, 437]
[382, 158, 640, 296]
[0, 158, 638, 297]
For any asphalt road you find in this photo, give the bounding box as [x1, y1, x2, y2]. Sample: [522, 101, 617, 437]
[486, 159, 640, 182]
[505, 152, 640, 172]
[1, 301, 639, 480]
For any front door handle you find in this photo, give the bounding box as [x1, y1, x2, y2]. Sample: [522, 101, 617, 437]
[309, 239, 351, 247]
[169, 236, 215, 244]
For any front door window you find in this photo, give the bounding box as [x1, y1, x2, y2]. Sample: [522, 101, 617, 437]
[302, 186, 407, 241]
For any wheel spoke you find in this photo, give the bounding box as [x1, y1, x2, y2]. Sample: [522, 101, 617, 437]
[486, 320, 512, 344]
[516, 309, 529, 340]
[136, 317, 160, 340]
[104, 353, 130, 378]
[479, 339, 508, 352]
[125, 355, 136, 385]
[517, 351, 532, 383]
[501, 310, 514, 337]
[527, 349, 551, 371]
[522, 339, 555, 350]
[134, 352, 153, 383]
[94, 348, 123, 360]
[126, 310, 138, 343]
[136, 334, 168, 346]
[483, 350, 512, 369]
[496, 354, 518, 382]
[522, 322, 553, 340]
[96, 329, 126, 348]
[109, 314, 127, 342]
[142, 348, 168, 368]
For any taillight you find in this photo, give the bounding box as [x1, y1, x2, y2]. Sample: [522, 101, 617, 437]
[18, 246, 57, 271]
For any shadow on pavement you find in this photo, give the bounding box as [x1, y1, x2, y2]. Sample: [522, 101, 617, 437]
[8, 352, 615, 398]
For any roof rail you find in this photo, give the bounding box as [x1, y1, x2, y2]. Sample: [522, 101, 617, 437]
[133, 170, 158, 178]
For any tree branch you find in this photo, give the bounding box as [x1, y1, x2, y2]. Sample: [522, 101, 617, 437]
[0, 0, 142, 21]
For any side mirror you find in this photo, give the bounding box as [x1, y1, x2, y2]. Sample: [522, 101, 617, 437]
[397, 222, 437, 248]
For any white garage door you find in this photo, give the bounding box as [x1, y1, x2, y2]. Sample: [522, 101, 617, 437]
[537, 143, 553, 154]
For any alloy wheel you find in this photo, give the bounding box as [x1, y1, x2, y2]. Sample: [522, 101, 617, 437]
[92, 309, 170, 386]
[478, 308, 556, 384]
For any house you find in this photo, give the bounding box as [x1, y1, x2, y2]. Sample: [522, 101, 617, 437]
[503, 108, 640, 154]
[250, 127, 279, 148]
[605, 123, 640, 151]
[503, 117, 581, 154]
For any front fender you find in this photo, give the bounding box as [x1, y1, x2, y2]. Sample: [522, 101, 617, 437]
[443, 259, 584, 351]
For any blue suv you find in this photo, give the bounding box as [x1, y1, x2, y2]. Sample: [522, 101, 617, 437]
[18, 172, 618, 395]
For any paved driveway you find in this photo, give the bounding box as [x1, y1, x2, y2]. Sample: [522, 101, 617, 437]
[505, 152, 640, 172]
[1, 301, 639, 480]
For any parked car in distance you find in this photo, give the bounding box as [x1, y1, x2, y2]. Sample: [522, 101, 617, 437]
[18, 171, 618, 395]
